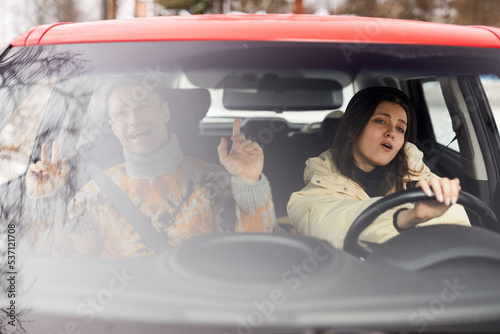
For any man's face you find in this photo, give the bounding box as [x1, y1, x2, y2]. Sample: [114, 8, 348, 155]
[108, 86, 170, 156]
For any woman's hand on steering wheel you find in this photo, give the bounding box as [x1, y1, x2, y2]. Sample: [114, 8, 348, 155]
[395, 177, 461, 230]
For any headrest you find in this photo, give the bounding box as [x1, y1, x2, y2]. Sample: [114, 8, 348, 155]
[241, 118, 290, 143]
[320, 111, 343, 148]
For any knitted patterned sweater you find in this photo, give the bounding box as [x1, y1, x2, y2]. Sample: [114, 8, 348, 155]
[60, 135, 276, 257]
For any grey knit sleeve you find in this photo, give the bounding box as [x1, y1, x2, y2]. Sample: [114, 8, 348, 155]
[230, 173, 272, 209]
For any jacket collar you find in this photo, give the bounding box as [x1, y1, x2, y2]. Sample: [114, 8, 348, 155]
[304, 142, 433, 198]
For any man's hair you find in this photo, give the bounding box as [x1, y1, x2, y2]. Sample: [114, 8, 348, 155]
[105, 75, 167, 116]
[330, 86, 417, 195]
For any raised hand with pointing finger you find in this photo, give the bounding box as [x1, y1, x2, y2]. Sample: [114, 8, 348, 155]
[26, 141, 71, 198]
[217, 118, 264, 184]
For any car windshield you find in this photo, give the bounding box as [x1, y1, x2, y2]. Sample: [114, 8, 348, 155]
[2, 39, 500, 333]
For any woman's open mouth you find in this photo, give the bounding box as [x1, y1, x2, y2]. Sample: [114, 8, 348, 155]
[381, 142, 393, 152]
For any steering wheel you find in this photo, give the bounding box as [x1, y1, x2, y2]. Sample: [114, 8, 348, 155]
[343, 188, 499, 260]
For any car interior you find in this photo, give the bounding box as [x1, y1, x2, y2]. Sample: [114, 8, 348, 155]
[165, 51, 500, 232]
[3, 41, 499, 239]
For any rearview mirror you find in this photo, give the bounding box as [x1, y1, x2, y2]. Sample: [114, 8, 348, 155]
[222, 74, 343, 112]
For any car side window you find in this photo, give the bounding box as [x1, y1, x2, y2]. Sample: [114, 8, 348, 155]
[480, 74, 500, 132]
[422, 80, 460, 152]
[0, 81, 54, 184]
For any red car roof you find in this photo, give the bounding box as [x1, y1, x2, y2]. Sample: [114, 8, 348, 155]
[10, 14, 500, 48]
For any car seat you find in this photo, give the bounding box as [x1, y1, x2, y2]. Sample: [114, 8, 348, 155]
[320, 110, 343, 149]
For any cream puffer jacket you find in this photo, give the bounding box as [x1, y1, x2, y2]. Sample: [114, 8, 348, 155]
[287, 142, 470, 249]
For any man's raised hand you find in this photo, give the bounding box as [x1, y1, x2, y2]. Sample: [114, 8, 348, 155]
[217, 118, 264, 183]
[26, 141, 71, 198]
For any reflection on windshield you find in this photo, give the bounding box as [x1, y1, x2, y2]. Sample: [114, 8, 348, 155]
[0, 48, 278, 261]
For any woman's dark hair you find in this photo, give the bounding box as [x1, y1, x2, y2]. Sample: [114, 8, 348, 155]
[330, 86, 417, 195]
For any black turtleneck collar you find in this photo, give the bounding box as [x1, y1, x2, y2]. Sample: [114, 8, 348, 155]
[353, 165, 389, 197]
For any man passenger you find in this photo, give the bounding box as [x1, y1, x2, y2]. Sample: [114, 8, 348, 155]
[26, 77, 276, 257]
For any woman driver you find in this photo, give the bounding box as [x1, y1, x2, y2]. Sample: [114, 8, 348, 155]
[287, 86, 470, 249]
